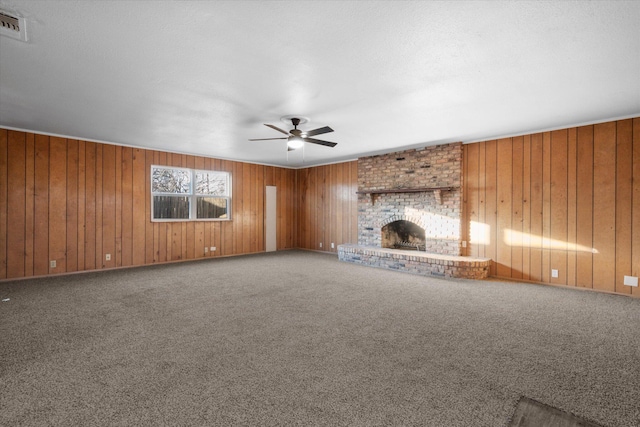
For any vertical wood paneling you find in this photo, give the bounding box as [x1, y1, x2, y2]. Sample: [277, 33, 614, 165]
[102, 144, 116, 268]
[465, 144, 479, 257]
[496, 138, 512, 277]
[328, 164, 336, 252]
[6, 131, 25, 278]
[249, 163, 257, 253]
[49, 137, 67, 273]
[477, 142, 486, 258]
[84, 142, 96, 271]
[242, 163, 251, 254]
[33, 135, 50, 276]
[95, 144, 103, 269]
[279, 168, 286, 250]
[121, 147, 133, 266]
[461, 150, 468, 256]
[566, 129, 577, 286]
[299, 168, 309, 248]
[315, 167, 330, 251]
[615, 120, 632, 295]
[541, 132, 552, 284]
[309, 167, 317, 250]
[521, 135, 531, 280]
[278, 168, 287, 250]
[484, 141, 498, 276]
[511, 136, 523, 279]
[529, 133, 543, 282]
[549, 130, 568, 285]
[115, 147, 122, 266]
[66, 139, 78, 273]
[233, 162, 242, 255]
[24, 134, 35, 277]
[295, 168, 300, 248]
[77, 141, 86, 271]
[576, 126, 594, 288]
[278, 168, 291, 250]
[336, 163, 344, 252]
[0, 130, 6, 278]
[256, 164, 264, 251]
[295, 161, 358, 252]
[592, 122, 616, 292]
[632, 118, 640, 297]
[462, 117, 637, 296]
[132, 149, 146, 265]
[350, 161, 358, 243]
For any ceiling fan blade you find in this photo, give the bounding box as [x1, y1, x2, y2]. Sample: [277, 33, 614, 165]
[264, 124, 290, 135]
[305, 126, 333, 137]
[249, 137, 288, 141]
[304, 137, 337, 147]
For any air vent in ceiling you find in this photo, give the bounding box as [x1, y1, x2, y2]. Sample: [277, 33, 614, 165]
[0, 10, 27, 42]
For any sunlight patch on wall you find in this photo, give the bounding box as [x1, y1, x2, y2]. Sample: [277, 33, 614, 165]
[503, 229, 598, 253]
[470, 221, 490, 245]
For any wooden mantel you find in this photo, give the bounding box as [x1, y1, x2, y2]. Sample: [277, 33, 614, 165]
[356, 186, 457, 205]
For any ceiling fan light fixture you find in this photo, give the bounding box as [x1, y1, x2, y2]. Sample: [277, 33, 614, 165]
[287, 136, 304, 150]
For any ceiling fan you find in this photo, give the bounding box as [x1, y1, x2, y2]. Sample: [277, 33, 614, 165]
[249, 117, 337, 151]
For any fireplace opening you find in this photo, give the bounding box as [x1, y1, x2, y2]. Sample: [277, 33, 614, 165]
[381, 220, 426, 251]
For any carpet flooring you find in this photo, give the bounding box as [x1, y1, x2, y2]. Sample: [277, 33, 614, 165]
[1, 250, 639, 426]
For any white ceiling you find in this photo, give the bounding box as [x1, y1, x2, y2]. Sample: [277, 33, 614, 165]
[1, 1, 639, 168]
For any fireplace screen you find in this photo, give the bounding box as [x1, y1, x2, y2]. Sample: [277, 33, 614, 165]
[381, 220, 426, 251]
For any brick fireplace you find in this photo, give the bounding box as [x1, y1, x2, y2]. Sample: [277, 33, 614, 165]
[357, 143, 463, 255]
[338, 142, 490, 279]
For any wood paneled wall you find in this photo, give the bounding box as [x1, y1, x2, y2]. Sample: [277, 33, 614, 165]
[0, 129, 297, 280]
[295, 162, 358, 253]
[463, 117, 640, 296]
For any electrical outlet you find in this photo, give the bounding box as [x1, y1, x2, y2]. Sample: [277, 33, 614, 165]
[204, 247, 208, 253]
[211, 247, 216, 251]
[105, 254, 111, 261]
[319, 243, 322, 248]
[551, 269, 559, 278]
[623, 275, 638, 287]
[331, 242, 335, 249]
[462, 241, 467, 248]
[50, 260, 56, 268]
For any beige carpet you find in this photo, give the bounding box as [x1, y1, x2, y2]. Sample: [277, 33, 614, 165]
[1, 250, 638, 426]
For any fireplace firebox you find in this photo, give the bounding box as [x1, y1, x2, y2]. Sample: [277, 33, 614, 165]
[381, 220, 426, 251]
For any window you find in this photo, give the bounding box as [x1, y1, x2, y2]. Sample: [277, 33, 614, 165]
[151, 166, 231, 221]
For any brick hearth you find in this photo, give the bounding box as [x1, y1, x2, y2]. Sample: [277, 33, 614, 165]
[338, 244, 490, 280]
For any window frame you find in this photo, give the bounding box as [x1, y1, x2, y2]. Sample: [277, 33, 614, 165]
[150, 165, 232, 222]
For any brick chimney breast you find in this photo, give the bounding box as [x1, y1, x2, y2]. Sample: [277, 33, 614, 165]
[357, 142, 463, 256]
